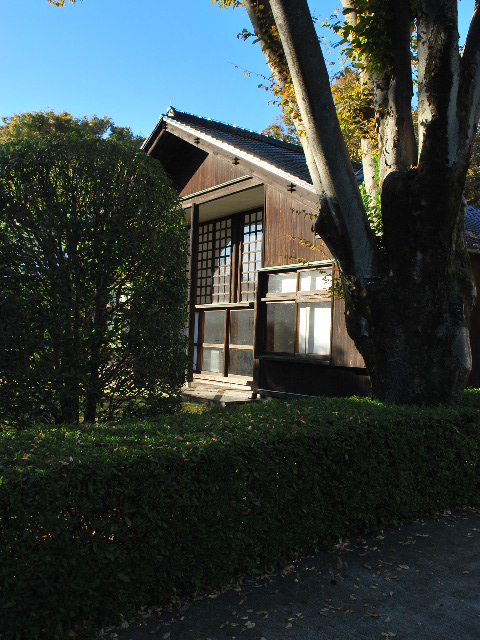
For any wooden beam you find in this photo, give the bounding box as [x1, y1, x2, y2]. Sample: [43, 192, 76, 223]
[186, 203, 200, 383]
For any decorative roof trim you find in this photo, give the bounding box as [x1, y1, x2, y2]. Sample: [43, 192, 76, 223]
[180, 176, 252, 202]
[163, 115, 317, 195]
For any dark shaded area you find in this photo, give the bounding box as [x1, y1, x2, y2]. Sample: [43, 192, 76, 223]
[106, 509, 480, 640]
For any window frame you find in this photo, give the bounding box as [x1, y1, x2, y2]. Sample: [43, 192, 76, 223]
[257, 263, 334, 363]
[195, 208, 263, 306]
[192, 208, 263, 378]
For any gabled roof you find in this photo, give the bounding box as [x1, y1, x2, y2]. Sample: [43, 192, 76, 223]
[143, 107, 480, 251]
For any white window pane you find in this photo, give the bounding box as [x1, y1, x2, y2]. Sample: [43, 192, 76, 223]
[230, 310, 254, 346]
[268, 272, 297, 294]
[194, 312, 199, 343]
[202, 348, 224, 373]
[298, 305, 309, 354]
[266, 303, 295, 353]
[298, 302, 331, 355]
[299, 269, 332, 292]
[204, 311, 225, 344]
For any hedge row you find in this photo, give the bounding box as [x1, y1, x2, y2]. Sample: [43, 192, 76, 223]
[1, 394, 480, 639]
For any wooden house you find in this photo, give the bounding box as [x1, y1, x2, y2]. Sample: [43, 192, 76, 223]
[143, 108, 480, 397]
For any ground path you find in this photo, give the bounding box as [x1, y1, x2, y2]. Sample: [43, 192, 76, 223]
[102, 509, 480, 640]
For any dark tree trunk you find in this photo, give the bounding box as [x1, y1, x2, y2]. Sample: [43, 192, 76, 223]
[84, 293, 109, 423]
[58, 385, 80, 425]
[342, 169, 475, 404]
[57, 325, 81, 425]
[83, 369, 99, 424]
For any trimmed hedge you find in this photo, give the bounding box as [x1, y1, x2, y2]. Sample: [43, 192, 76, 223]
[1, 394, 480, 638]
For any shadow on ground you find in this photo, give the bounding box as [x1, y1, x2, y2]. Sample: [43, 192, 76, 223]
[102, 509, 480, 640]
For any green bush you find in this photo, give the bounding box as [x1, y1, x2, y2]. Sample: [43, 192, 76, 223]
[0, 118, 187, 426]
[1, 394, 480, 638]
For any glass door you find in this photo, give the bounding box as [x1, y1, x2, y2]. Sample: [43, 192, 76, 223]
[228, 310, 254, 377]
[202, 310, 226, 374]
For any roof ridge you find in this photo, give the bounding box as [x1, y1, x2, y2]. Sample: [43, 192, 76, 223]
[165, 107, 304, 153]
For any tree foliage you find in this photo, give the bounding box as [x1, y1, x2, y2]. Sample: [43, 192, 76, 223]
[0, 114, 187, 426]
[261, 113, 297, 143]
[0, 110, 142, 149]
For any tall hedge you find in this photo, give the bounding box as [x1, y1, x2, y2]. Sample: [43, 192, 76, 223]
[1, 396, 479, 638]
[0, 131, 187, 425]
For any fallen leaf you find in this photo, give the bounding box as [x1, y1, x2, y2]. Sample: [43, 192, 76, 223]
[162, 633, 170, 640]
[285, 622, 293, 629]
[245, 621, 255, 629]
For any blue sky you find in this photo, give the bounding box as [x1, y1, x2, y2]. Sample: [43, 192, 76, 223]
[0, 1, 476, 140]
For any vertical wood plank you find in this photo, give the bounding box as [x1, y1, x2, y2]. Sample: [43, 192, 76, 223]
[187, 203, 199, 382]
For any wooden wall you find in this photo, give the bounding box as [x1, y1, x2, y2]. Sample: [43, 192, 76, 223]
[178, 153, 247, 199]
[469, 252, 480, 388]
[258, 358, 370, 398]
[332, 297, 365, 369]
[263, 185, 332, 267]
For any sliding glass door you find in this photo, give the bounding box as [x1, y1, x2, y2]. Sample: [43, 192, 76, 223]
[193, 209, 262, 380]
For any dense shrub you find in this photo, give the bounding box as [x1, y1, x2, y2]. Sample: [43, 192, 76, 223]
[1, 394, 479, 638]
[0, 118, 187, 426]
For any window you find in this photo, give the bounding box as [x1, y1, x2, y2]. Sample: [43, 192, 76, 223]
[229, 309, 254, 376]
[196, 210, 262, 305]
[262, 266, 333, 359]
[202, 310, 225, 373]
[192, 210, 262, 379]
[240, 210, 263, 302]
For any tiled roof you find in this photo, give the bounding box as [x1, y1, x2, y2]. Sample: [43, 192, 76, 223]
[149, 108, 480, 250]
[160, 107, 364, 189]
[164, 107, 312, 182]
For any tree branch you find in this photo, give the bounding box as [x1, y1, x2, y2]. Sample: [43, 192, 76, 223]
[241, 1, 325, 196]
[417, 0, 460, 169]
[377, 0, 417, 180]
[457, 1, 480, 170]
[267, 0, 379, 279]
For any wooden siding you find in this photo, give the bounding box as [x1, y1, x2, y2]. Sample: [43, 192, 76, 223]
[179, 153, 247, 199]
[469, 253, 480, 387]
[332, 297, 365, 369]
[258, 358, 369, 398]
[264, 184, 331, 267]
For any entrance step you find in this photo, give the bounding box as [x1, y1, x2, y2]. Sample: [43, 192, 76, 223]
[182, 380, 257, 407]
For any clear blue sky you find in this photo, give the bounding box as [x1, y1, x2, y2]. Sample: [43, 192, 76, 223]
[0, 1, 476, 140]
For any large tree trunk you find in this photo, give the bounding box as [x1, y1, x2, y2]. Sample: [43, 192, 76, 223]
[343, 174, 475, 404]
[244, 0, 480, 404]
